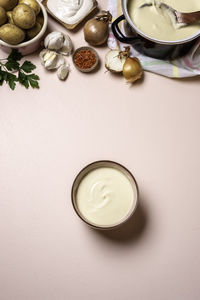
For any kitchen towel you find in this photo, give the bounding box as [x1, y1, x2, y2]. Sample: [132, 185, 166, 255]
[107, 0, 200, 78]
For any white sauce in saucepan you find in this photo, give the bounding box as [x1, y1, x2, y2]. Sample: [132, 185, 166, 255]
[128, 0, 200, 41]
[76, 167, 135, 227]
[47, 0, 93, 25]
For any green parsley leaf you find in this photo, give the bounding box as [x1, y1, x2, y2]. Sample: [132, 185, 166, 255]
[27, 74, 40, 81]
[8, 74, 17, 90]
[0, 71, 4, 86]
[1, 70, 8, 82]
[23, 79, 29, 89]
[21, 61, 36, 73]
[0, 49, 40, 90]
[29, 78, 39, 89]
[5, 60, 20, 71]
[18, 71, 29, 89]
[7, 49, 23, 62]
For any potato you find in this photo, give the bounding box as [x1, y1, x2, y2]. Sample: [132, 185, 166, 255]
[26, 21, 41, 39]
[0, 0, 18, 11]
[7, 11, 14, 24]
[19, 0, 40, 15]
[0, 6, 7, 25]
[13, 4, 36, 29]
[0, 23, 25, 44]
[36, 13, 43, 26]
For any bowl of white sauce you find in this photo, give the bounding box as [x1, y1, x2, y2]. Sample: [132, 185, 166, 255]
[71, 161, 139, 230]
[112, 0, 200, 59]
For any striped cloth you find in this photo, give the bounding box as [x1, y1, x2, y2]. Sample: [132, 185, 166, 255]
[107, 0, 200, 78]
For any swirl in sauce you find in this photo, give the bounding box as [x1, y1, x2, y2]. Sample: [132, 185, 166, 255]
[76, 167, 134, 226]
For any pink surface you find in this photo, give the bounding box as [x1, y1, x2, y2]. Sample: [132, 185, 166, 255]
[0, 2, 200, 299]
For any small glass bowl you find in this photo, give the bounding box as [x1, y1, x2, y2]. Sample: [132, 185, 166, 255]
[72, 46, 99, 73]
[71, 160, 139, 230]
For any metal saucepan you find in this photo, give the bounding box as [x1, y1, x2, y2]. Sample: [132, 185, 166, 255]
[111, 0, 200, 59]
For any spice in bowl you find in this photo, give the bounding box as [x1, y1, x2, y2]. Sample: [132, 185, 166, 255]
[73, 47, 99, 73]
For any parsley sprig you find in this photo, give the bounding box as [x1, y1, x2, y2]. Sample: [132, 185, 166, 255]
[0, 49, 40, 90]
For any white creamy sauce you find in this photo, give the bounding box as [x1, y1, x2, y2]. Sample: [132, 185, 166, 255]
[76, 167, 135, 227]
[128, 0, 200, 41]
[47, 0, 93, 25]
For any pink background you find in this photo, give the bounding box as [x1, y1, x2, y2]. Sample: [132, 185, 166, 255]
[0, 1, 200, 299]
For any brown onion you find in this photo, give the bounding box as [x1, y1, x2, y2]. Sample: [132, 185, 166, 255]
[84, 10, 112, 46]
[105, 47, 130, 73]
[123, 57, 143, 83]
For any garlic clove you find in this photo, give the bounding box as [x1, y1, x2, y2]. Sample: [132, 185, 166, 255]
[39, 49, 65, 70]
[44, 53, 57, 69]
[44, 31, 64, 51]
[57, 64, 70, 80]
[39, 49, 47, 66]
[58, 34, 73, 56]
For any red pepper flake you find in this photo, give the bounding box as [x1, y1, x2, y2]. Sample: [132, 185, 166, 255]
[74, 49, 97, 69]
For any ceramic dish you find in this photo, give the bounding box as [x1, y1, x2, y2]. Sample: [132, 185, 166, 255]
[72, 46, 99, 73]
[71, 160, 139, 230]
[42, 0, 98, 30]
[0, 0, 48, 55]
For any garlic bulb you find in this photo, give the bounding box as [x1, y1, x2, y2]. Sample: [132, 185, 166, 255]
[44, 31, 64, 51]
[57, 64, 69, 80]
[44, 31, 73, 56]
[59, 35, 73, 55]
[39, 49, 65, 70]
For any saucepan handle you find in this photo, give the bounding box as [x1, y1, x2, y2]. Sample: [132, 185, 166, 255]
[111, 15, 140, 44]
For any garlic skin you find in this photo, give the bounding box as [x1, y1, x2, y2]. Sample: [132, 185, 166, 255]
[44, 31, 73, 56]
[40, 49, 65, 70]
[57, 64, 69, 80]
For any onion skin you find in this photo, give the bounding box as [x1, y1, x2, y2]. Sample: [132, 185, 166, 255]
[84, 19, 109, 46]
[84, 11, 112, 46]
[123, 57, 143, 83]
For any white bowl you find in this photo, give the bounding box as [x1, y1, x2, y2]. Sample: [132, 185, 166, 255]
[0, 0, 48, 55]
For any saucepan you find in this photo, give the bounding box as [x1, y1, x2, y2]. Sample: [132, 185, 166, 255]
[112, 0, 200, 59]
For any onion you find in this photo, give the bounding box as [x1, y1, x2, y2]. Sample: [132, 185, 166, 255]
[105, 47, 130, 73]
[84, 11, 112, 46]
[123, 57, 143, 83]
[105, 50, 126, 73]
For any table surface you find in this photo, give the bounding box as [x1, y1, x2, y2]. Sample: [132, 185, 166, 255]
[1, 1, 200, 299]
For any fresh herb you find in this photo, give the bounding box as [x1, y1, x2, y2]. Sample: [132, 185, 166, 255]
[0, 49, 40, 90]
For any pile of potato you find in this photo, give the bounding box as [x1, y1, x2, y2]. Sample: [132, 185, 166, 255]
[0, 0, 44, 45]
